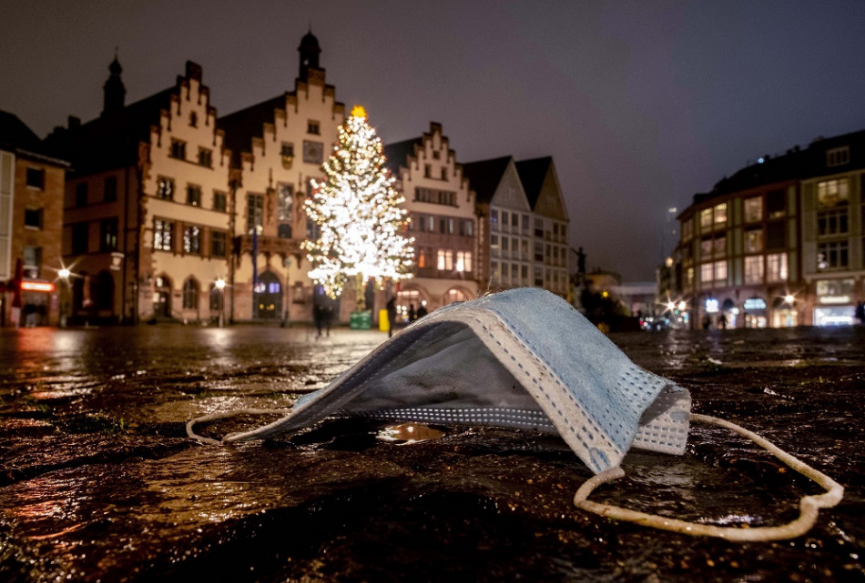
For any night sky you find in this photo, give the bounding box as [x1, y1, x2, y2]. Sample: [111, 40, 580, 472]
[3, 1, 865, 281]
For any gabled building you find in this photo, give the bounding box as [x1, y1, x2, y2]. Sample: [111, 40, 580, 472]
[219, 31, 345, 323]
[46, 59, 232, 324]
[462, 156, 532, 291]
[0, 111, 69, 326]
[516, 157, 570, 297]
[384, 123, 477, 313]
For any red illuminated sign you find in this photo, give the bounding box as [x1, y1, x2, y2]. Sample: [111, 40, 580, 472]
[21, 281, 54, 292]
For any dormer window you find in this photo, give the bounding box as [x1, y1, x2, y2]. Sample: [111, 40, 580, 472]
[826, 146, 849, 167]
[307, 120, 320, 135]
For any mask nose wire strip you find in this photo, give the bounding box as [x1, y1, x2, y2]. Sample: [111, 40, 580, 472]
[573, 413, 844, 542]
[186, 409, 293, 446]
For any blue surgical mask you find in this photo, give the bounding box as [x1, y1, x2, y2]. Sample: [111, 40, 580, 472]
[189, 288, 842, 541]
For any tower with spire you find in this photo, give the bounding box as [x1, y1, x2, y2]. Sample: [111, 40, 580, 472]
[298, 30, 323, 82]
[102, 53, 126, 115]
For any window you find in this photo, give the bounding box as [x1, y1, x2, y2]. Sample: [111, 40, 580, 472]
[183, 226, 201, 255]
[714, 260, 727, 283]
[700, 208, 712, 229]
[744, 197, 762, 223]
[491, 234, 499, 249]
[187, 184, 201, 206]
[456, 251, 472, 272]
[826, 146, 850, 167]
[211, 231, 226, 258]
[424, 165, 432, 178]
[100, 219, 118, 252]
[104, 176, 117, 201]
[182, 279, 199, 310]
[441, 167, 448, 180]
[189, 112, 197, 127]
[307, 120, 320, 135]
[459, 219, 473, 237]
[534, 266, 543, 286]
[72, 223, 88, 254]
[682, 219, 693, 241]
[437, 250, 453, 270]
[521, 264, 529, 281]
[23, 246, 42, 276]
[686, 267, 694, 288]
[490, 209, 499, 228]
[744, 256, 763, 284]
[26, 167, 45, 189]
[522, 214, 530, 231]
[490, 261, 499, 281]
[501, 237, 509, 253]
[700, 263, 713, 287]
[432, 150, 440, 160]
[511, 213, 519, 228]
[744, 229, 763, 253]
[501, 211, 509, 228]
[278, 184, 294, 239]
[75, 183, 88, 207]
[521, 239, 529, 258]
[817, 209, 848, 237]
[817, 179, 849, 208]
[154, 219, 174, 251]
[213, 191, 227, 212]
[170, 140, 186, 160]
[534, 218, 544, 238]
[713, 235, 726, 257]
[417, 247, 428, 268]
[817, 241, 848, 270]
[198, 148, 212, 167]
[247, 194, 263, 233]
[302, 140, 323, 164]
[24, 208, 43, 229]
[767, 253, 788, 282]
[157, 177, 174, 200]
[766, 221, 785, 249]
[713, 203, 727, 226]
[767, 189, 786, 218]
[534, 241, 543, 261]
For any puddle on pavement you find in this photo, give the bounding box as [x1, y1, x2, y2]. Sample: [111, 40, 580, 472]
[377, 423, 446, 444]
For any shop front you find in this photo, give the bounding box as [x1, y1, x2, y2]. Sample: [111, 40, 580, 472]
[813, 279, 856, 326]
[771, 296, 798, 328]
[743, 296, 767, 329]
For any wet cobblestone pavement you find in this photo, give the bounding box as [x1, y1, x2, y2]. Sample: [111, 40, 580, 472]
[1, 325, 863, 582]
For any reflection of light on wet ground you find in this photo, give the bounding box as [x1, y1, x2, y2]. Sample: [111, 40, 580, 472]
[377, 423, 445, 444]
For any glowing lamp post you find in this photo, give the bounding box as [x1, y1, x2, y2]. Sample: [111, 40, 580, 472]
[215, 278, 226, 327]
[58, 268, 71, 328]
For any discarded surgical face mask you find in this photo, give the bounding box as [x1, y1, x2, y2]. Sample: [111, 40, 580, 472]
[188, 288, 842, 542]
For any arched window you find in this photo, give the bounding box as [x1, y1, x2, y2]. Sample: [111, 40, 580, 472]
[182, 278, 199, 310]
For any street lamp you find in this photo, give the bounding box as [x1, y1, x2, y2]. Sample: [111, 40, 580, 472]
[215, 278, 226, 327]
[58, 268, 71, 328]
[784, 294, 795, 305]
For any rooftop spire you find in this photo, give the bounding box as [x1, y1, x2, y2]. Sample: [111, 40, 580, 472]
[103, 51, 126, 115]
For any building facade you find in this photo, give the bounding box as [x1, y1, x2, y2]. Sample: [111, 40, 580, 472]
[1, 110, 68, 327]
[47, 59, 232, 325]
[385, 123, 478, 314]
[219, 32, 345, 323]
[674, 129, 865, 328]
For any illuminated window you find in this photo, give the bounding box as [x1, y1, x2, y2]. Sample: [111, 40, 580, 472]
[817, 241, 848, 270]
[247, 194, 263, 233]
[459, 219, 473, 236]
[700, 208, 712, 229]
[713, 203, 727, 225]
[767, 253, 788, 282]
[437, 250, 453, 270]
[714, 260, 727, 283]
[700, 238, 712, 257]
[456, 251, 472, 272]
[700, 263, 714, 287]
[713, 235, 726, 257]
[744, 197, 762, 223]
[154, 220, 174, 251]
[744, 256, 763, 284]
[100, 219, 118, 252]
[157, 177, 174, 200]
[681, 219, 693, 241]
[817, 179, 849, 208]
[183, 226, 201, 255]
[744, 229, 763, 253]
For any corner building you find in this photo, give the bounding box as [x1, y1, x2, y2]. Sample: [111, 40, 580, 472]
[385, 123, 478, 313]
[219, 32, 345, 323]
[47, 59, 232, 324]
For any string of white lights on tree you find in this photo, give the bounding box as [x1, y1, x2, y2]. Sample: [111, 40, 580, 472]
[303, 106, 414, 309]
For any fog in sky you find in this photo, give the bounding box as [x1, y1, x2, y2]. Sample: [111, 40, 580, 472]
[3, 0, 865, 280]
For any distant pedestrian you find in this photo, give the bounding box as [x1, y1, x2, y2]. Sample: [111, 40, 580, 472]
[313, 304, 324, 338]
[702, 314, 711, 330]
[323, 304, 333, 337]
[408, 303, 417, 322]
[417, 303, 428, 320]
[719, 313, 727, 330]
[855, 302, 865, 325]
[386, 297, 397, 338]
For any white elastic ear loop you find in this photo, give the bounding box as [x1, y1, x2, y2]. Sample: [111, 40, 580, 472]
[186, 408, 292, 445]
[573, 413, 844, 541]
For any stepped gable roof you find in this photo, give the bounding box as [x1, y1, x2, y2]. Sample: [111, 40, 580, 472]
[218, 94, 287, 168]
[515, 156, 552, 208]
[461, 156, 511, 205]
[383, 137, 423, 177]
[44, 87, 173, 175]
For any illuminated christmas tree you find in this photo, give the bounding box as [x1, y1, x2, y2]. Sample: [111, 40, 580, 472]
[303, 106, 414, 310]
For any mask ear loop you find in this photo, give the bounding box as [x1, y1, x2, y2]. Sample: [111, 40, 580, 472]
[186, 408, 293, 445]
[573, 413, 844, 541]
